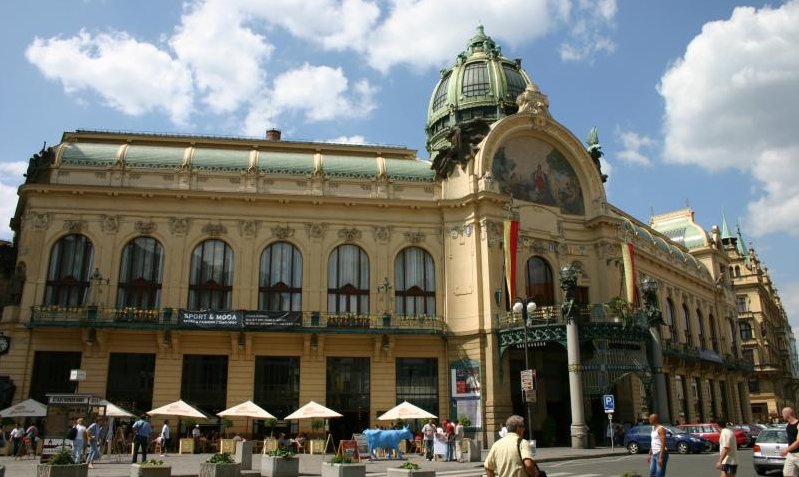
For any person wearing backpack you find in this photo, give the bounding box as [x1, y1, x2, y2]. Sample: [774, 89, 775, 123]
[72, 418, 87, 464]
[485, 415, 542, 477]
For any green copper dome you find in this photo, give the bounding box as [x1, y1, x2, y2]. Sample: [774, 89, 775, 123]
[425, 26, 533, 154]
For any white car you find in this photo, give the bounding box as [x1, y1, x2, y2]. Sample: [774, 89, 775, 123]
[753, 428, 789, 476]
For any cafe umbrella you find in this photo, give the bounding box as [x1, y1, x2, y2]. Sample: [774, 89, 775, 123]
[217, 400, 276, 438]
[0, 398, 47, 418]
[284, 401, 342, 453]
[377, 401, 437, 421]
[148, 399, 208, 443]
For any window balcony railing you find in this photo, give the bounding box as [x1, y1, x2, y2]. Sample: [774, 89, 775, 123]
[496, 303, 650, 329]
[29, 306, 447, 335]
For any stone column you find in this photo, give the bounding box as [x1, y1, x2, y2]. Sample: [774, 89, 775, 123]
[642, 278, 670, 423]
[561, 264, 588, 448]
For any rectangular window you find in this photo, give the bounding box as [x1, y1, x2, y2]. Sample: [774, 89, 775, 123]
[736, 296, 748, 313]
[742, 349, 755, 363]
[748, 377, 760, 393]
[254, 357, 300, 422]
[29, 351, 82, 403]
[181, 355, 228, 416]
[396, 358, 438, 415]
[675, 375, 686, 419]
[106, 353, 155, 415]
[327, 358, 370, 441]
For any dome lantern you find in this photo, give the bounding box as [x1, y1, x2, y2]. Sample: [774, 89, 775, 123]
[426, 26, 535, 178]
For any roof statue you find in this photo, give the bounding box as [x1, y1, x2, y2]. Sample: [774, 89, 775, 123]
[585, 127, 608, 183]
[24, 143, 55, 185]
[430, 120, 491, 179]
[515, 82, 550, 116]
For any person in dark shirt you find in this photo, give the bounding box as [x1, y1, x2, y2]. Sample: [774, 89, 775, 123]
[779, 407, 799, 476]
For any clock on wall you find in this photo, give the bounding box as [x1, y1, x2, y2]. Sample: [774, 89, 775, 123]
[0, 335, 9, 355]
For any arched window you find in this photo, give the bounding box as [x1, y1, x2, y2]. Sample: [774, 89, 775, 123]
[682, 304, 692, 343]
[117, 237, 164, 309]
[665, 298, 676, 339]
[708, 314, 718, 351]
[259, 242, 302, 311]
[327, 244, 369, 313]
[696, 308, 705, 348]
[735, 266, 741, 277]
[525, 256, 554, 306]
[188, 240, 234, 310]
[44, 234, 95, 306]
[739, 322, 753, 340]
[395, 247, 435, 316]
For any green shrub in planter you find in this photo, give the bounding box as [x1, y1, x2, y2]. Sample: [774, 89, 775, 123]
[200, 453, 241, 477]
[261, 448, 299, 477]
[321, 454, 366, 477]
[386, 462, 435, 477]
[131, 459, 172, 477]
[36, 447, 89, 477]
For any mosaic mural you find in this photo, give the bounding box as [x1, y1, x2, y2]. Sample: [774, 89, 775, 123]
[491, 136, 585, 215]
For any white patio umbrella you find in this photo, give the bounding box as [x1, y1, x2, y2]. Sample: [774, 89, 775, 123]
[148, 399, 207, 419]
[284, 401, 342, 454]
[99, 400, 136, 418]
[0, 398, 47, 418]
[283, 401, 342, 420]
[377, 401, 437, 421]
[218, 400, 276, 438]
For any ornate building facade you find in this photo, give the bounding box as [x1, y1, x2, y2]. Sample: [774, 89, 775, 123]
[720, 219, 799, 420]
[0, 28, 756, 447]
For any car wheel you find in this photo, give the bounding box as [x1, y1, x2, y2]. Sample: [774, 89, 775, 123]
[627, 442, 640, 454]
[755, 466, 768, 476]
[677, 442, 689, 454]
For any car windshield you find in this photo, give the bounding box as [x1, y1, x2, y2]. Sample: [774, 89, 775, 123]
[758, 430, 789, 444]
[663, 426, 683, 435]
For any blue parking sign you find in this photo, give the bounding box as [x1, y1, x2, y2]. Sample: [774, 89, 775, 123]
[603, 394, 615, 411]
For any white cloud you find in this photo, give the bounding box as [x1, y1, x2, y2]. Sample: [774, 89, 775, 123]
[170, 0, 272, 113]
[25, 30, 194, 125]
[615, 128, 655, 166]
[0, 161, 28, 240]
[559, 0, 617, 61]
[658, 1, 799, 236]
[330, 135, 367, 144]
[242, 65, 377, 135]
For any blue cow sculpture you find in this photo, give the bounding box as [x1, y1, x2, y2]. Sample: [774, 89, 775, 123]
[363, 427, 414, 459]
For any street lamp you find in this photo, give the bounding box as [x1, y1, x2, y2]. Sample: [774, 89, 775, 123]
[513, 297, 537, 441]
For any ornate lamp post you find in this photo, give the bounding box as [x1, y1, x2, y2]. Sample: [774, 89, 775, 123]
[561, 263, 588, 448]
[641, 277, 670, 422]
[512, 297, 537, 441]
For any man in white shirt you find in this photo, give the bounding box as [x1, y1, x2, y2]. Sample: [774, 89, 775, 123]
[160, 420, 170, 456]
[715, 419, 738, 476]
[421, 419, 436, 461]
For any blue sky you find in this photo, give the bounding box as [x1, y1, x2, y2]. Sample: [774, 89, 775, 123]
[2, 0, 798, 324]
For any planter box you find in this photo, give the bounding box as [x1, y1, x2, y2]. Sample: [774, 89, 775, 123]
[321, 463, 366, 477]
[387, 469, 436, 477]
[235, 441, 253, 470]
[36, 464, 89, 477]
[261, 455, 299, 477]
[199, 462, 241, 477]
[130, 464, 172, 477]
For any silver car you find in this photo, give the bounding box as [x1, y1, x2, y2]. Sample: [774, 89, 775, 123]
[754, 428, 789, 475]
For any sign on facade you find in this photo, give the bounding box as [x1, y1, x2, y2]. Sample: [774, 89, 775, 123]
[69, 369, 86, 381]
[521, 369, 537, 403]
[603, 394, 615, 413]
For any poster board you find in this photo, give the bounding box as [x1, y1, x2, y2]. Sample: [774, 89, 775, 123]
[352, 433, 369, 459]
[338, 439, 359, 460]
[41, 438, 72, 463]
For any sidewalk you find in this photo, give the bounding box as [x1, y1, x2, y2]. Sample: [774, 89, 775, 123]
[0, 447, 625, 476]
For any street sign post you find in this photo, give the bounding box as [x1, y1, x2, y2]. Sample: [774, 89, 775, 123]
[603, 394, 615, 452]
[521, 369, 537, 403]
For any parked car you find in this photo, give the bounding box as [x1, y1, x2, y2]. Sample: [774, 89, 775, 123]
[623, 425, 708, 455]
[734, 423, 763, 447]
[677, 423, 748, 449]
[753, 428, 789, 475]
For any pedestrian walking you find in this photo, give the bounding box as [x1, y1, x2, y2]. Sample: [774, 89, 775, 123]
[714, 418, 738, 476]
[25, 423, 39, 457]
[445, 419, 456, 462]
[454, 419, 465, 462]
[779, 407, 799, 475]
[160, 420, 170, 456]
[646, 413, 668, 477]
[86, 417, 102, 468]
[131, 414, 152, 464]
[73, 418, 87, 464]
[485, 415, 539, 477]
[421, 419, 436, 461]
[10, 423, 24, 459]
[192, 424, 201, 453]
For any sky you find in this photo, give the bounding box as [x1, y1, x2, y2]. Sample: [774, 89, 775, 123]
[1, 0, 798, 326]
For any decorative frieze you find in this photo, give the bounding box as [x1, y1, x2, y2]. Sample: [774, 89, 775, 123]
[306, 223, 327, 239]
[202, 223, 227, 237]
[404, 231, 425, 245]
[29, 213, 50, 231]
[134, 221, 157, 235]
[235, 220, 259, 238]
[63, 220, 86, 234]
[338, 227, 362, 242]
[270, 225, 294, 240]
[373, 226, 391, 242]
[100, 215, 119, 233]
[168, 217, 190, 235]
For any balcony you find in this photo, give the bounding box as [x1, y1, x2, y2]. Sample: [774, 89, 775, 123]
[28, 306, 447, 336]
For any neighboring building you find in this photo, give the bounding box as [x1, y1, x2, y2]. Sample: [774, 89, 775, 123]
[720, 218, 799, 420]
[0, 28, 751, 446]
